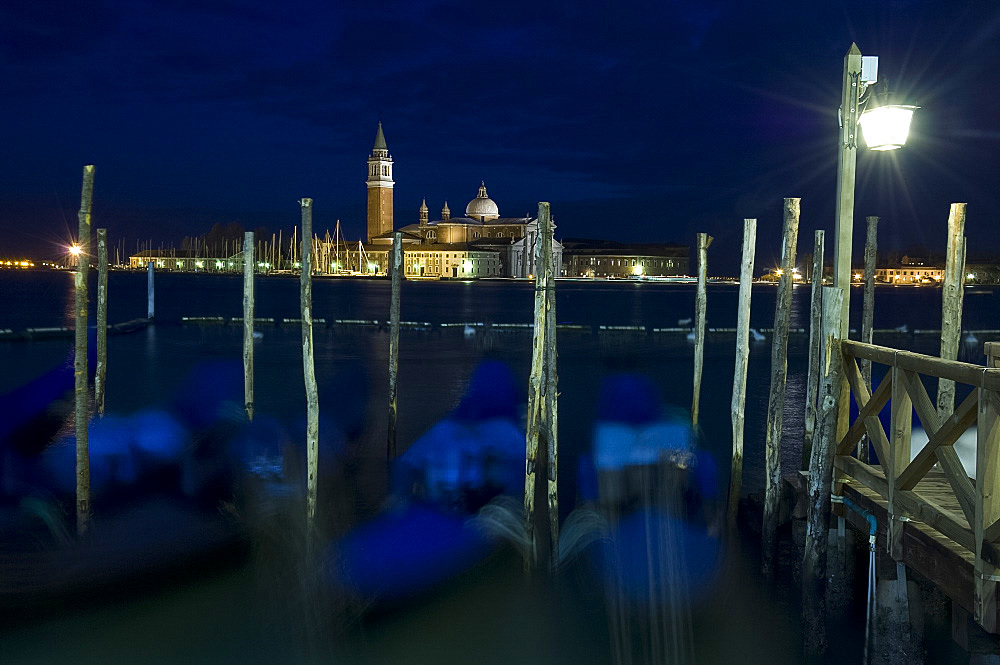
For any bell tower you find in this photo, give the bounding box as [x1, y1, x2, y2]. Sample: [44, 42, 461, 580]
[366, 121, 394, 243]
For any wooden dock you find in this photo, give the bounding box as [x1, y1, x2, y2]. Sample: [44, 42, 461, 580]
[788, 467, 992, 627]
[788, 339, 1000, 637]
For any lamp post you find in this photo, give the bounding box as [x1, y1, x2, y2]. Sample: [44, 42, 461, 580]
[833, 42, 918, 337]
[832, 43, 917, 437]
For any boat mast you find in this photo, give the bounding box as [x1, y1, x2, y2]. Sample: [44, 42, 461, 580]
[335, 220, 341, 273]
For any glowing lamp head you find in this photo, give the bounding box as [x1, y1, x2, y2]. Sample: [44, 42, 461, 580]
[69, 245, 81, 256]
[632, 264, 644, 276]
[462, 259, 473, 273]
[858, 105, 918, 151]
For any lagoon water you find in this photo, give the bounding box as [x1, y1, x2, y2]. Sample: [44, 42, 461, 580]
[1, 271, 997, 663]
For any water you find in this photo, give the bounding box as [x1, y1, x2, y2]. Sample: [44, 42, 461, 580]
[1, 271, 995, 663]
[3, 270, 999, 332]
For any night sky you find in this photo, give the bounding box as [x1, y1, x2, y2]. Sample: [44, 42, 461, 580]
[3, 1, 999, 272]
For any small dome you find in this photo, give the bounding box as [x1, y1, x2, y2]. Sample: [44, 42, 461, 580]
[465, 181, 499, 221]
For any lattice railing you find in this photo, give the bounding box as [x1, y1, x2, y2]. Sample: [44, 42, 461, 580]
[835, 340, 1000, 630]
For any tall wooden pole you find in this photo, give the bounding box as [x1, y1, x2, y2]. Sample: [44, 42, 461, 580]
[858, 216, 878, 462]
[802, 230, 825, 470]
[75, 165, 94, 535]
[692, 232, 713, 426]
[387, 231, 402, 461]
[762, 197, 800, 579]
[833, 43, 863, 444]
[728, 219, 756, 524]
[95, 228, 108, 416]
[976, 343, 1000, 632]
[833, 43, 861, 336]
[243, 231, 255, 421]
[524, 202, 556, 569]
[147, 260, 155, 320]
[938, 203, 967, 421]
[542, 207, 559, 560]
[801, 286, 845, 656]
[300, 198, 319, 530]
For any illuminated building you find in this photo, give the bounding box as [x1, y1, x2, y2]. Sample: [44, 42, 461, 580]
[561, 239, 689, 278]
[362, 123, 562, 278]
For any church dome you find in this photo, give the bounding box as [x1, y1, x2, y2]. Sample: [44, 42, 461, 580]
[465, 181, 499, 221]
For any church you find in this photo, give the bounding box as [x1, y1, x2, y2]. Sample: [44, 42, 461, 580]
[361, 122, 563, 278]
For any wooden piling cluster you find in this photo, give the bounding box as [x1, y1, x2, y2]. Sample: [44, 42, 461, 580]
[801, 287, 845, 654]
[387, 231, 402, 461]
[243, 231, 255, 421]
[938, 202, 967, 420]
[762, 198, 800, 578]
[147, 260, 155, 320]
[75, 165, 95, 535]
[691, 232, 712, 426]
[858, 216, 878, 462]
[95, 228, 108, 416]
[727, 220, 755, 523]
[299, 198, 320, 530]
[523, 202, 559, 569]
[801, 230, 825, 470]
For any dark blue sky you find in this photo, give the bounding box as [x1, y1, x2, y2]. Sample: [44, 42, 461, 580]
[2, 1, 999, 272]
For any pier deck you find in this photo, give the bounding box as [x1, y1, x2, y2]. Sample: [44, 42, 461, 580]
[789, 339, 1000, 635]
[839, 468, 981, 615]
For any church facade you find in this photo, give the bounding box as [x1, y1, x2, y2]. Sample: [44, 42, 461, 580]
[360, 123, 562, 278]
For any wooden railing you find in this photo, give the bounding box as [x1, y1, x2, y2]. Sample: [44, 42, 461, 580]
[836, 339, 1000, 630]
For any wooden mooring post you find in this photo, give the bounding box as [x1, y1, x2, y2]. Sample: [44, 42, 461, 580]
[801, 286, 845, 656]
[543, 210, 559, 560]
[243, 231, 255, 421]
[147, 260, 154, 320]
[938, 202, 967, 420]
[859, 216, 878, 462]
[728, 219, 755, 523]
[299, 198, 319, 530]
[802, 230, 825, 470]
[387, 231, 402, 462]
[977, 343, 1000, 631]
[75, 165, 95, 535]
[762, 197, 799, 579]
[523, 201, 558, 569]
[692, 232, 712, 426]
[95, 228, 108, 416]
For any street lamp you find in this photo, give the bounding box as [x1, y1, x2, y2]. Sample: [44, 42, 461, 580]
[859, 104, 917, 151]
[833, 43, 916, 441]
[833, 43, 917, 337]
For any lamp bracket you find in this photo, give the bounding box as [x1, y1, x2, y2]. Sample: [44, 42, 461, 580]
[843, 71, 862, 149]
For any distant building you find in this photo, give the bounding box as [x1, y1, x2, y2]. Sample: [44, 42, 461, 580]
[966, 263, 1000, 284]
[560, 238, 690, 278]
[128, 249, 263, 272]
[357, 244, 502, 279]
[876, 265, 944, 284]
[351, 123, 563, 278]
